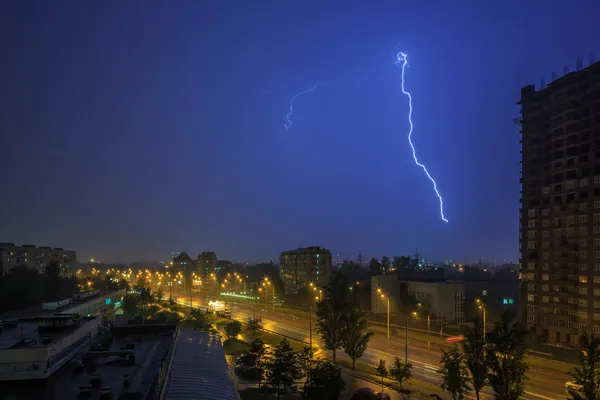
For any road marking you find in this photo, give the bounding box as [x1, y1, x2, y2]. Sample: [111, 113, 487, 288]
[523, 390, 556, 400]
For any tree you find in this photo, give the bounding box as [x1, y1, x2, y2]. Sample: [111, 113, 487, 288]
[368, 258, 382, 275]
[316, 270, 350, 363]
[486, 311, 530, 400]
[246, 338, 267, 388]
[375, 359, 388, 393]
[246, 317, 263, 339]
[266, 339, 301, 398]
[298, 345, 315, 385]
[224, 320, 242, 340]
[438, 346, 470, 400]
[341, 308, 373, 368]
[462, 318, 487, 400]
[304, 360, 346, 400]
[568, 335, 600, 400]
[154, 287, 164, 303]
[389, 357, 412, 393]
[381, 256, 391, 274]
[44, 260, 61, 300]
[122, 293, 140, 316]
[188, 309, 214, 332]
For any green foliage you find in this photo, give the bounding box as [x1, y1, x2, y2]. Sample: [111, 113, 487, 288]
[246, 317, 263, 338]
[265, 339, 301, 397]
[168, 296, 176, 306]
[225, 320, 242, 339]
[316, 270, 351, 363]
[154, 287, 164, 303]
[568, 335, 600, 400]
[438, 346, 470, 400]
[341, 308, 373, 368]
[389, 357, 412, 392]
[462, 318, 487, 400]
[303, 361, 346, 400]
[187, 309, 215, 332]
[243, 338, 268, 387]
[0, 265, 77, 314]
[486, 311, 530, 400]
[297, 345, 315, 385]
[375, 359, 388, 392]
[122, 293, 140, 316]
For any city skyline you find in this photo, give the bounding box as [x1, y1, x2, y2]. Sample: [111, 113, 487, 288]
[1, 1, 599, 263]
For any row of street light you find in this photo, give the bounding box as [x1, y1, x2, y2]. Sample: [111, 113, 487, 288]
[376, 287, 488, 361]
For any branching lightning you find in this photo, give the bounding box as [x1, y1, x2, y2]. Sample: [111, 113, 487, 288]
[285, 83, 320, 129]
[396, 52, 448, 223]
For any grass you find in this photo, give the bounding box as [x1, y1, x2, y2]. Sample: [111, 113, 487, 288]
[336, 358, 446, 399]
[223, 338, 250, 355]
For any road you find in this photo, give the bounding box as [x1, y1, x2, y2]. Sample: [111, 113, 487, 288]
[174, 295, 567, 400]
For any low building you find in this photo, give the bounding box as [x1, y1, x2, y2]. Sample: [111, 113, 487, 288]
[0, 243, 75, 277]
[280, 246, 332, 295]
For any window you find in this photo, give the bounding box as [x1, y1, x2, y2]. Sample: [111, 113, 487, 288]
[595, 301, 600, 309]
[567, 216, 576, 225]
[595, 289, 600, 296]
[580, 226, 589, 235]
[580, 203, 589, 211]
[542, 219, 549, 227]
[566, 181, 577, 191]
[542, 284, 549, 291]
[580, 323, 588, 333]
[528, 209, 538, 218]
[593, 326, 600, 334]
[527, 241, 538, 249]
[595, 213, 600, 222]
[542, 208, 550, 216]
[581, 178, 589, 186]
[595, 176, 600, 184]
[581, 251, 589, 259]
[595, 226, 600, 234]
[542, 274, 549, 281]
[594, 314, 600, 321]
[528, 220, 537, 228]
[596, 239, 600, 247]
[595, 200, 600, 209]
[580, 215, 589, 224]
[580, 287, 588, 295]
[580, 264, 589, 271]
[594, 276, 600, 284]
[580, 239, 589, 247]
[542, 230, 549, 238]
[580, 311, 588, 319]
[595, 251, 600, 258]
[580, 299, 589, 307]
[528, 231, 537, 239]
[542, 296, 549, 303]
[580, 275, 589, 283]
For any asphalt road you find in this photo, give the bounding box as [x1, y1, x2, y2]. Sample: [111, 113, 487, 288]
[174, 295, 567, 400]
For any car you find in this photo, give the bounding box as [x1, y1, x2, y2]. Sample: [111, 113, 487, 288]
[350, 388, 391, 400]
[565, 381, 583, 392]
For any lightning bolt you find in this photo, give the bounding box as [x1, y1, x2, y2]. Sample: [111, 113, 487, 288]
[285, 83, 320, 129]
[396, 52, 448, 223]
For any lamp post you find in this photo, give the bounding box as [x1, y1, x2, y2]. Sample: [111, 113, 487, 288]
[377, 289, 390, 345]
[476, 299, 487, 343]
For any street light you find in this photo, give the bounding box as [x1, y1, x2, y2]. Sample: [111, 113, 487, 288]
[416, 303, 431, 351]
[476, 299, 487, 342]
[376, 288, 390, 345]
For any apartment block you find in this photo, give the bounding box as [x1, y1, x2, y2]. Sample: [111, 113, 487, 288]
[0, 243, 75, 277]
[279, 246, 331, 295]
[197, 251, 217, 278]
[519, 60, 600, 346]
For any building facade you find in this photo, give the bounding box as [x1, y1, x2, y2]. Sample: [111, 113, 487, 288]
[520, 60, 600, 346]
[197, 251, 217, 278]
[280, 246, 331, 294]
[0, 243, 75, 277]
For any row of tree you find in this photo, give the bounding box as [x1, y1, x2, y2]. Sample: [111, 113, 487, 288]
[238, 336, 346, 400]
[0, 263, 78, 314]
[435, 315, 530, 400]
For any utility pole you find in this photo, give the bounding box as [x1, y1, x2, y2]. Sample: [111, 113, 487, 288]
[405, 319, 408, 362]
[427, 315, 431, 351]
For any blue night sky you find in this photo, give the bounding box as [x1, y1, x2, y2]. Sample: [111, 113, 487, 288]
[1, 1, 599, 263]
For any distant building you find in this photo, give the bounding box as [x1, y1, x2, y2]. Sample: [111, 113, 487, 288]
[519, 59, 600, 346]
[0, 243, 75, 277]
[172, 252, 193, 273]
[197, 251, 217, 278]
[280, 246, 332, 295]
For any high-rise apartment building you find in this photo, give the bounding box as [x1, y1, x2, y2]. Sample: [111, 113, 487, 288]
[519, 60, 600, 346]
[280, 246, 331, 295]
[0, 243, 75, 277]
[197, 251, 217, 278]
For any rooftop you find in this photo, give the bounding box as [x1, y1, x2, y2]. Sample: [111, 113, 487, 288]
[0, 315, 97, 350]
[162, 330, 238, 400]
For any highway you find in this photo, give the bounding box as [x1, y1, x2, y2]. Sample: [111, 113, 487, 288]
[174, 295, 567, 399]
